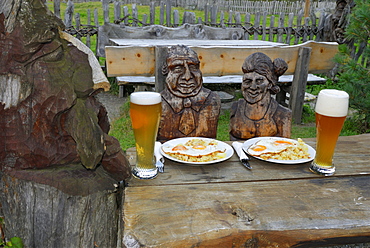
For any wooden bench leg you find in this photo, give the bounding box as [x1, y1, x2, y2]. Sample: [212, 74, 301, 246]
[119, 85, 125, 98]
[289, 47, 312, 124]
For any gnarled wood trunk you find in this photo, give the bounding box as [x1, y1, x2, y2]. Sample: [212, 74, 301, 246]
[0, 165, 125, 248]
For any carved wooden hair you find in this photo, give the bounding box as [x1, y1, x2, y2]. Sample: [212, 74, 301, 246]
[242, 52, 288, 94]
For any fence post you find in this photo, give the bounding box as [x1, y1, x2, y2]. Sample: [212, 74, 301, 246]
[75, 13, 81, 40]
[253, 12, 261, 40]
[102, 0, 109, 24]
[286, 13, 294, 44]
[114, 1, 121, 21]
[86, 9, 91, 48]
[166, 0, 171, 26]
[269, 15, 275, 42]
[132, 4, 138, 26]
[123, 6, 129, 26]
[277, 13, 284, 43]
[94, 8, 99, 60]
[150, 2, 155, 25]
[160, 1, 165, 25]
[64, 0, 74, 28]
[262, 12, 267, 41]
[54, 0, 61, 18]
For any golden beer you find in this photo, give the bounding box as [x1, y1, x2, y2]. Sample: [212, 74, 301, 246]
[130, 92, 162, 179]
[309, 89, 349, 176]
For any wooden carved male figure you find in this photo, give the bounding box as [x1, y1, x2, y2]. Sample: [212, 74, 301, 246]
[0, 0, 130, 180]
[157, 45, 221, 141]
[230, 52, 292, 140]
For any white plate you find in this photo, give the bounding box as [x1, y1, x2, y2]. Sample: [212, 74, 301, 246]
[160, 137, 234, 165]
[242, 137, 316, 164]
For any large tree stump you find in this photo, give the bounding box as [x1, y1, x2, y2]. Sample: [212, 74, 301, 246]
[0, 165, 125, 248]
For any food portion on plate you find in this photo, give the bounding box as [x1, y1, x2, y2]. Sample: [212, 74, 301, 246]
[161, 138, 227, 163]
[246, 137, 311, 161]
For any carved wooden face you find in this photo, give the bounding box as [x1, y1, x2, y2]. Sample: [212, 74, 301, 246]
[166, 57, 202, 97]
[242, 71, 272, 104]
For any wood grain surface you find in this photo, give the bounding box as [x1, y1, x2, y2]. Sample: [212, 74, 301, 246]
[105, 41, 338, 77]
[123, 134, 370, 247]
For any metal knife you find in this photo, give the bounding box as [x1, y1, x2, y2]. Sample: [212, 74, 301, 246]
[154, 141, 165, 173]
[232, 142, 252, 170]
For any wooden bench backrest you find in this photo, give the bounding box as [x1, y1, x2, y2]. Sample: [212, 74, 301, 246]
[105, 41, 338, 77]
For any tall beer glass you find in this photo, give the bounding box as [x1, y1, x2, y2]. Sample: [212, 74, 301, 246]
[130, 92, 162, 179]
[309, 89, 349, 176]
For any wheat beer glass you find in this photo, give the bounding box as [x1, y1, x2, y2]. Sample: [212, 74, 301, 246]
[309, 89, 349, 176]
[130, 92, 162, 179]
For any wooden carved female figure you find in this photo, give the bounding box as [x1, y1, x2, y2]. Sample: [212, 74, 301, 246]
[230, 52, 292, 140]
[157, 45, 221, 141]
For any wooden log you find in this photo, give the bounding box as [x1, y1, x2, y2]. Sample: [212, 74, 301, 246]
[0, 165, 125, 248]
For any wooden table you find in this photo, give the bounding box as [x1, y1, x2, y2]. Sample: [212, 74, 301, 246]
[123, 134, 370, 247]
[109, 38, 287, 47]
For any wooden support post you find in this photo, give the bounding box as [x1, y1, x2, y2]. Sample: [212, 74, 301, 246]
[155, 46, 168, 93]
[289, 46, 312, 123]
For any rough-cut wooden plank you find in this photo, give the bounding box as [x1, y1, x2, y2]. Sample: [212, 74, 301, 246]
[126, 134, 370, 187]
[154, 46, 167, 93]
[106, 46, 156, 77]
[105, 40, 337, 77]
[123, 174, 370, 247]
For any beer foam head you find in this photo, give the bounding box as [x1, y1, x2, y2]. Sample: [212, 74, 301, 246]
[315, 89, 349, 117]
[130, 92, 161, 105]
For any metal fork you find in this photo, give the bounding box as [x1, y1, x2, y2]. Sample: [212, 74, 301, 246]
[154, 142, 165, 173]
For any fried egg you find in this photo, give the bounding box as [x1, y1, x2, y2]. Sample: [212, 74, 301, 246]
[161, 142, 225, 157]
[247, 138, 297, 156]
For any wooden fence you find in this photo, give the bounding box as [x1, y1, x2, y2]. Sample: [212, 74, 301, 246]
[51, 0, 336, 55]
[118, 0, 336, 14]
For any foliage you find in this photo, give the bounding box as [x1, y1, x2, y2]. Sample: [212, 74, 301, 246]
[216, 110, 231, 141]
[109, 99, 135, 151]
[0, 217, 24, 248]
[334, 0, 370, 133]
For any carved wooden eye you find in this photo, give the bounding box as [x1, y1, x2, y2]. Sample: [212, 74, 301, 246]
[172, 65, 184, 73]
